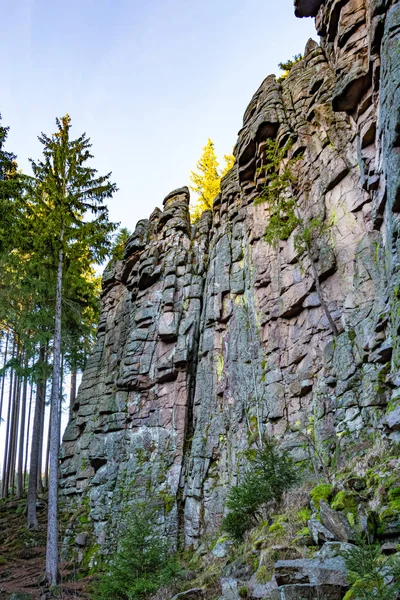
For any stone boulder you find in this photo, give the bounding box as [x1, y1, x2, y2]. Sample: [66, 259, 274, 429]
[319, 501, 355, 542]
[274, 556, 348, 587]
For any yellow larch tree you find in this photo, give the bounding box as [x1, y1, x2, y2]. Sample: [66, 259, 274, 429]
[189, 139, 235, 222]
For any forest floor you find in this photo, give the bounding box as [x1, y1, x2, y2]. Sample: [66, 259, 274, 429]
[0, 498, 89, 600]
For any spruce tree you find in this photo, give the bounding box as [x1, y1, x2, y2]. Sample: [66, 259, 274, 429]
[0, 113, 23, 253]
[28, 114, 118, 587]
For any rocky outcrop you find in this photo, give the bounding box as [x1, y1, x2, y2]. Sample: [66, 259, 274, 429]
[61, 187, 212, 550]
[60, 0, 400, 564]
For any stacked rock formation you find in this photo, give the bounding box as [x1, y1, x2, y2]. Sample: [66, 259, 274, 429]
[60, 0, 400, 557]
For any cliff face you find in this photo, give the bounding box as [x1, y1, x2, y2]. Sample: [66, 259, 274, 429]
[60, 0, 400, 556]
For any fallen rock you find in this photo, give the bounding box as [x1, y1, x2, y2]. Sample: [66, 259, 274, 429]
[315, 541, 356, 559]
[212, 538, 233, 558]
[319, 501, 355, 542]
[74, 533, 87, 547]
[247, 575, 278, 598]
[220, 577, 239, 600]
[308, 515, 336, 545]
[274, 556, 348, 587]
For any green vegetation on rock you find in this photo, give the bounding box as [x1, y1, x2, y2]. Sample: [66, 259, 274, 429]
[342, 537, 400, 599]
[310, 484, 334, 510]
[90, 509, 181, 600]
[222, 438, 298, 540]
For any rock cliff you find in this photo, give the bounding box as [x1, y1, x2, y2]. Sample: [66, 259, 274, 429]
[60, 0, 400, 562]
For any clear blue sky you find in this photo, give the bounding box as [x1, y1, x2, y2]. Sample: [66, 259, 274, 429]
[2, 0, 316, 231]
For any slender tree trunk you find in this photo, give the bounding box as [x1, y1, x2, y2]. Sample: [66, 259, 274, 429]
[44, 401, 51, 489]
[8, 362, 20, 496]
[1, 338, 15, 497]
[3, 343, 19, 497]
[24, 381, 34, 489]
[0, 332, 9, 423]
[37, 377, 47, 493]
[58, 355, 64, 444]
[69, 369, 77, 418]
[17, 354, 29, 498]
[46, 240, 64, 586]
[27, 345, 46, 529]
[1, 367, 13, 497]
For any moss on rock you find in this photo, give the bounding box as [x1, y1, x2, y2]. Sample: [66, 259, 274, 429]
[310, 484, 333, 509]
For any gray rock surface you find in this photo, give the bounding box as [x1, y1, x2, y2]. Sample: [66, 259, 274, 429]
[274, 557, 348, 587]
[59, 0, 400, 572]
[319, 501, 355, 542]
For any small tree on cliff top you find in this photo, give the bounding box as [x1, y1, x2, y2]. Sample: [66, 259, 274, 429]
[277, 54, 303, 82]
[189, 139, 234, 222]
[28, 114, 118, 586]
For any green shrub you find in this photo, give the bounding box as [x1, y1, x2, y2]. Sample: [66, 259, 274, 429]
[341, 537, 400, 599]
[222, 439, 298, 540]
[90, 510, 180, 600]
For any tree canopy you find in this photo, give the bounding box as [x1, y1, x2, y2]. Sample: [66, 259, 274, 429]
[189, 139, 235, 222]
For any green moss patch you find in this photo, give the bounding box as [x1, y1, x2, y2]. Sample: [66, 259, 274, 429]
[331, 491, 357, 512]
[310, 484, 333, 509]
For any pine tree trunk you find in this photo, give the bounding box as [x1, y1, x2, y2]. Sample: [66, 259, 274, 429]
[46, 241, 64, 586]
[58, 355, 64, 444]
[1, 338, 15, 498]
[17, 355, 29, 498]
[44, 401, 51, 489]
[27, 345, 46, 529]
[3, 345, 20, 497]
[7, 364, 20, 496]
[0, 332, 9, 422]
[24, 381, 34, 489]
[37, 376, 47, 493]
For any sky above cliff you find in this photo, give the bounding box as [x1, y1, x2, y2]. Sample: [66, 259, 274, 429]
[2, 0, 316, 232]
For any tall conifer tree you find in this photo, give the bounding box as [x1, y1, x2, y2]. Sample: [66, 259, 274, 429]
[28, 114, 118, 586]
[0, 113, 23, 253]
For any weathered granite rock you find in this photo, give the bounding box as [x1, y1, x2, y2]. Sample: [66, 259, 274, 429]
[60, 0, 400, 564]
[274, 556, 348, 587]
[319, 501, 355, 542]
[308, 515, 336, 545]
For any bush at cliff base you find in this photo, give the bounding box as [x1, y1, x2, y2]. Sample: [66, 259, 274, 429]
[90, 510, 180, 600]
[222, 438, 298, 540]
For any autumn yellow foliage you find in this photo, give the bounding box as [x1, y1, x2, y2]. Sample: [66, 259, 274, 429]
[189, 139, 234, 222]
